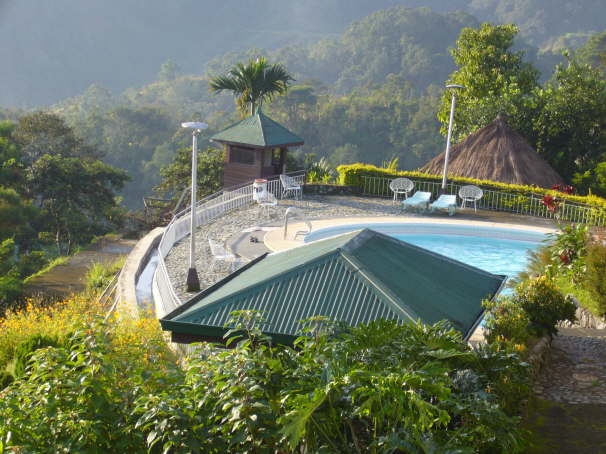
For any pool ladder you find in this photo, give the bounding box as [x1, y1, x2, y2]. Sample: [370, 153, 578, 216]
[283, 207, 312, 240]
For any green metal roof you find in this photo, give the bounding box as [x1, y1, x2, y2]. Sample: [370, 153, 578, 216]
[210, 110, 304, 148]
[161, 229, 506, 343]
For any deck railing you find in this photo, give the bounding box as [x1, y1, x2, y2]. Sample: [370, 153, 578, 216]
[155, 170, 306, 316]
[361, 175, 606, 227]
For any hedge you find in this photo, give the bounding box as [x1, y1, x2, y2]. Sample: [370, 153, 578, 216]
[336, 163, 606, 210]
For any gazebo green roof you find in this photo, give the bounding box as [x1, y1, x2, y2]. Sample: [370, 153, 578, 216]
[161, 229, 506, 344]
[210, 110, 304, 148]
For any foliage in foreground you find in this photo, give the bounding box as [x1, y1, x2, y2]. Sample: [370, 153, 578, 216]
[0, 309, 530, 453]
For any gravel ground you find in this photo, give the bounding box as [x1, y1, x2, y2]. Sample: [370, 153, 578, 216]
[164, 195, 402, 301]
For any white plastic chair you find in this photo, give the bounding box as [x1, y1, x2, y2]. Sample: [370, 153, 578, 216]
[401, 191, 431, 212]
[257, 192, 278, 218]
[430, 195, 458, 216]
[458, 185, 483, 212]
[389, 178, 414, 203]
[280, 174, 302, 200]
[283, 207, 312, 240]
[208, 239, 240, 272]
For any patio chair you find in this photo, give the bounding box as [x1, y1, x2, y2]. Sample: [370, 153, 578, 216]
[257, 192, 278, 218]
[430, 194, 458, 216]
[401, 191, 431, 212]
[280, 174, 302, 200]
[389, 178, 414, 203]
[459, 185, 483, 212]
[208, 239, 240, 272]
[283, 207, 312, 240]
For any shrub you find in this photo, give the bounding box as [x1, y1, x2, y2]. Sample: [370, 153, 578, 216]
[585, 242, 606, 316]
[13, 333, 62, 378]
[0, 274, 23, 314]
[84, 256, 125, 294]
[0, 296, 103, 371]
[545, 224, 589, 281]
[0, 370, 13, 389]
[483, 296, 532, 347]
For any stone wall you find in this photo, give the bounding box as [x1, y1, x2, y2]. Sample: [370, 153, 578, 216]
[303, 184, 361, 196]
[560, 297, 606, 329]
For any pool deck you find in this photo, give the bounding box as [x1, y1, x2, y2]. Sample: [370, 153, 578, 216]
[164, 195, 558, 303]
[264, 213, 555, 252]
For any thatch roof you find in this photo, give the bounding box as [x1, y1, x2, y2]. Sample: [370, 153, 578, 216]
[420, 114, 564, 188]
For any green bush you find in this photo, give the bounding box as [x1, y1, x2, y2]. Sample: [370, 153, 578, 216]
[585, 242, 606, 316]
[0, 274, 23, 314]
[0, 370, 13, 389]
[0, 315, 530, 453]
[84, 257, 125, 294]
[516, 277, 576, 337]
[13, 333, 62, 378]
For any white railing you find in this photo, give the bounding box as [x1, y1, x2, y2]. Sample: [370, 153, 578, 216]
[155, 171, 306, 316]
[362, 176, 606, 227]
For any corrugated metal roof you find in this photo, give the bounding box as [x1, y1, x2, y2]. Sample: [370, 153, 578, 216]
[210, 110, 304, 148]
[161, 229, 506, 343]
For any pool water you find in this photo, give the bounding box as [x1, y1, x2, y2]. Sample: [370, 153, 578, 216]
[392, 233, 538, 279]
[304, 223, 546, 280]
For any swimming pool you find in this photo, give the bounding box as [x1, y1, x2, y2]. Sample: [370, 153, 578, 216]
[304, 223, 548, 279]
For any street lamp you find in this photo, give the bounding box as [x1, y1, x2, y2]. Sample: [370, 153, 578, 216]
[181, 121, 208, 292]
[441, 84, 465, 193]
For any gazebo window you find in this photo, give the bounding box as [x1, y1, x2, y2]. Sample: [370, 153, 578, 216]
[231, 146, 255, 165]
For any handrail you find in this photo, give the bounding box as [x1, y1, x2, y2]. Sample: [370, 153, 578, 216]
[362, 175, 606, 227]
[154, 170, 306, 317]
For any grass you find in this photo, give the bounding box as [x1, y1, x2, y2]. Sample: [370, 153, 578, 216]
[554, 275, 602, 317]
[84, 256, 126, 296]
[22, 256, 70, 284]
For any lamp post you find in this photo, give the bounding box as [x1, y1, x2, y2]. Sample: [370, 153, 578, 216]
[441, 84, 465, 193]
[181, 121, 208, 292]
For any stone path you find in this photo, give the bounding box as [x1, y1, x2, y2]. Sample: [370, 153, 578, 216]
[526, 328, 606, 453]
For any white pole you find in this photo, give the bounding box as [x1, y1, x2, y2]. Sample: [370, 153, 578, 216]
[181, 121, 207, 293]
[189, 131, 198, 270]
[441, 84, 464, 192]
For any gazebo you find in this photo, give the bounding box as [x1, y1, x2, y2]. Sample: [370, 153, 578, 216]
[160, 229, 506, 345]
[211, 110, 304, 188]
[421, 114, 564, 188]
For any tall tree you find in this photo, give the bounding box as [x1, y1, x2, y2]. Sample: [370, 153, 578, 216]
[209, 57, 294, 116]
[437, 23, 540, 141]
[533, 56, 606, 182]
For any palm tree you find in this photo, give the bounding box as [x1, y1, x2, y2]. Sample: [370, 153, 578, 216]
[209, 57, 294, 116]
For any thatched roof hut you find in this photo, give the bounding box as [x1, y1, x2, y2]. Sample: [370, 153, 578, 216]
[420, 114, 564, 188]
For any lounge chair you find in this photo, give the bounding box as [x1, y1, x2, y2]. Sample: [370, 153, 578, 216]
[459, 185, 483, 212]
[208, 239, 240, 272]
[430, 194, 457, 216]
[401, 191, 431, 212]
[280, 174, 302, 200]
[389, 177, 414, 203]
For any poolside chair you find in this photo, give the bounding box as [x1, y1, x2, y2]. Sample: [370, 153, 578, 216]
[257, 192, 278, 219]
[280, 174, 302, 200]
[401, 191, 431, 212]
[389, 177, 414, 203]
[459, 185, 483, 212]
[208, 239, 240, 272]
[430, 194, 458, 216]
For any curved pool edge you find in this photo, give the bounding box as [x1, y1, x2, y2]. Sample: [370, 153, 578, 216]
[264, 216, 556, 252]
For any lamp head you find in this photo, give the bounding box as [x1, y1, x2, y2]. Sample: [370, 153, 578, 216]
[181, 121, 208, 132]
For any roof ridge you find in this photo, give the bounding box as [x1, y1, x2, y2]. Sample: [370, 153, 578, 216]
[257, 110, 267, 146]
[338, 251, 419, 322]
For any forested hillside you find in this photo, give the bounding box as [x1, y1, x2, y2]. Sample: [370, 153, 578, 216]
[1, 0, 605, 107]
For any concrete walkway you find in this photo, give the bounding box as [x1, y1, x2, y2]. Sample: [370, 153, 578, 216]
[25, 237, 137, 299]
[525, 328, 606, 453]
